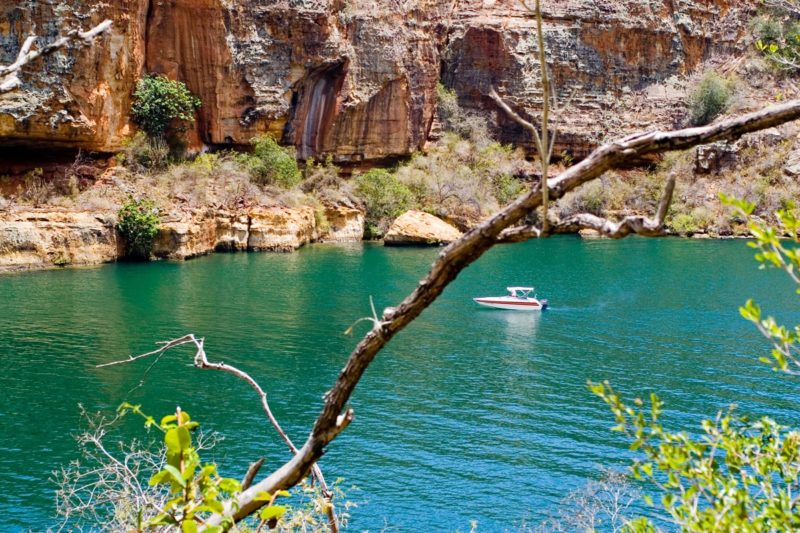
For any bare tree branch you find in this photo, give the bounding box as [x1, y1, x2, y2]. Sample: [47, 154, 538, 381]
[501, 173, 677, 241]
[99, 334, 341, 532]
[201, 99, 800, 529]
[241, 459, 265, 491]
[0, 19, 112, 93]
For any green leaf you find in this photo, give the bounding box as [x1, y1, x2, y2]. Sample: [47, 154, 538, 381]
[182, 520, 198, 533]
[218, 477, 242, 494]
[146, 513, 177, 526]
[165, 426, 192, 455]
[149, 464, 186, 488]
[259, 505, 287, 521]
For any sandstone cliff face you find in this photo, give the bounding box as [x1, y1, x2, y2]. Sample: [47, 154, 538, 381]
[0, 205, 364, 271]
[0, 0, 757, 162]
[0, 2, 146, 151]
[0, 212, 120, 270]
[442, 0, 757, 157]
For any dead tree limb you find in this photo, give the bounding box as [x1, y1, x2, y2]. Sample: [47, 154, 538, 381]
[0, 19, 112, 93]
[500, 173, 677, 241]
[197, 99, 800, 530]
[98, 334, 341, 532]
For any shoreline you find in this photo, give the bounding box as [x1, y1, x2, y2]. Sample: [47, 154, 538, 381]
[0, 230, 756, 276]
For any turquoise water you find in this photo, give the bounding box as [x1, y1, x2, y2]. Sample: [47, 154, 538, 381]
[1, 237, 798, 531]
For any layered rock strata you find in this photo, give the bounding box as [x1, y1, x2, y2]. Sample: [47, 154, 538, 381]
[0, 212, 120, 270]
[0, 205, 364, 271]
[0, 0, 758, 163]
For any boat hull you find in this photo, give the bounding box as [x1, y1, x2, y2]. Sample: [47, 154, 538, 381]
[473, 297, 548, 311]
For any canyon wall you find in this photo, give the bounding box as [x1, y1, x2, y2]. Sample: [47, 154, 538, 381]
[0, 0, 757, 164]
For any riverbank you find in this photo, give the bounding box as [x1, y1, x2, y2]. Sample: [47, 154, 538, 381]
[0, 204, 364, 272]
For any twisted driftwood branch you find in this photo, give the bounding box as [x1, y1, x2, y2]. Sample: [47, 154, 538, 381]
[200, 99, 800, 529]
[0, 19, 112, 93]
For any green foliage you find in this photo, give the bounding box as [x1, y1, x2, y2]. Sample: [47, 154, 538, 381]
[592, 381, 800, 532]
[669, 212, 701, 235]
[753, 7, 800, 71]
[131, 75, 201, 139]
[117, 403, 239, 532]
[492, 173, 524, 206]
[394, 133, 527, 224]
[354, 168, 414, 237]
[592, 196, 800, 532]
[240, 135, 302, 189]
[117, 197, 160, 260]
[688, 72, 732, 126]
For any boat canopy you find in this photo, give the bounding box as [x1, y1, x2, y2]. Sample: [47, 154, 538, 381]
[507, 286, 534, 292]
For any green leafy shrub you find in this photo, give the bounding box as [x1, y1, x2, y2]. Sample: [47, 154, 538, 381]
[55, 406, 353, 531]
[688, 72, 732, 126]
[354, 168, 413, 237]
[753, 10, 800, 71]
[241, 135, 302, 189]
[117, 404, 241, 531]
[394, 133, 527, 224]
[131, 75, 201, 139]
[117, 197, 160, 259]
[492, 173, 524, 205]
[668, 212, 700, 235]
[558, 179, 607, 217]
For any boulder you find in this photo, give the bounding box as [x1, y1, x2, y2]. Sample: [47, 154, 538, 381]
[384, 210, 462, 246]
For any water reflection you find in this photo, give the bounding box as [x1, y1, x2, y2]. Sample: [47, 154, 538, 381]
[481, 309, 542, 343]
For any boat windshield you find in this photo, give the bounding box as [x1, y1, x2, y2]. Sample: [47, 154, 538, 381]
[508, 287, 534, 298]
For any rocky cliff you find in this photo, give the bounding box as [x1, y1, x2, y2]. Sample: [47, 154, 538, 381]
[0, 0, 757, 165]
[0, 204, 364, 271]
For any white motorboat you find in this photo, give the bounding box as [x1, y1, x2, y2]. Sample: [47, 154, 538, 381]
[473, 287, 549, 311]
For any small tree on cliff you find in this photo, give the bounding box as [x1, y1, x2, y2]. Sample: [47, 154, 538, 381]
[131, 75, 201, 142]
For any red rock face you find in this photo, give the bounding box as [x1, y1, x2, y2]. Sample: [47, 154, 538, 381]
[443, 0, 756, 157]
[0, 0, 757, 164]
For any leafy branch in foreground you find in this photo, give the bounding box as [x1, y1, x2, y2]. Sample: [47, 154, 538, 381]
[591, 198, 800, 532]
[591, 382, 800, 532]
[55, 405, 350, 532]
[117, 403, 242, 532]
[99, 99, 800, 530]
